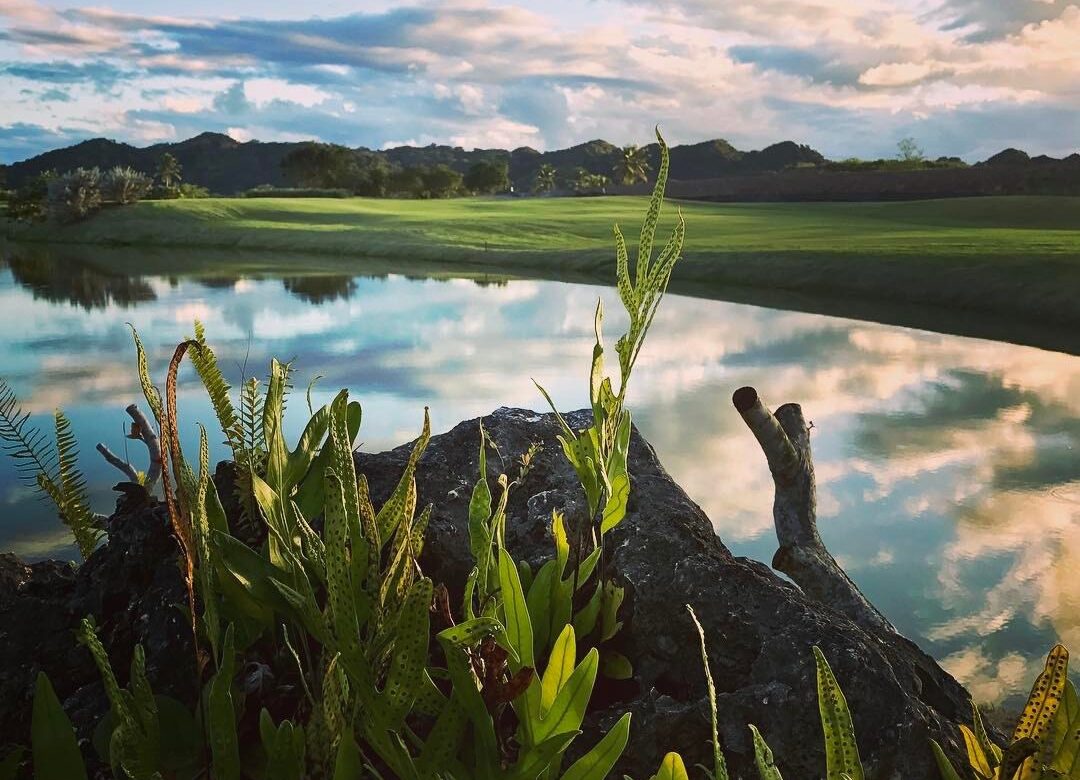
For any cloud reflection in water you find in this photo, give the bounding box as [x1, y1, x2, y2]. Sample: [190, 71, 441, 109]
[0, 249, 1077, 705]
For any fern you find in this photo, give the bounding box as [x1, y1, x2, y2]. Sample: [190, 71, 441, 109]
[0, 380, 100, 558]
[0, 378, 58, 490]
[240, 377, 267, 469]
[189, 320, 243, 459]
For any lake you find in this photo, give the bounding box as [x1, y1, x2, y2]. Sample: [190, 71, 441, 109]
[1, 242, 1078, 708]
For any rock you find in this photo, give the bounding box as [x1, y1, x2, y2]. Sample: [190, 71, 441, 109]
[0, 484, 193, 766]
[358, 407, 974, 778]
[0, 408, 973, 778]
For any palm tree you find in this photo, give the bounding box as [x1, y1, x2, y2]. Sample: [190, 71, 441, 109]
[613, 144, 650, 186]
[156, 153, 182, 191]
[532, 163, 557, 194]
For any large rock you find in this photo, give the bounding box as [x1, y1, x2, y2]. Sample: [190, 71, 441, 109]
[0, 407, 973, 778]
[358, 407, 973, 778]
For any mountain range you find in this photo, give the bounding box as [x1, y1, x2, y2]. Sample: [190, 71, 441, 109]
[3, 133, 1078, 199]
[0, 133, 825, 194]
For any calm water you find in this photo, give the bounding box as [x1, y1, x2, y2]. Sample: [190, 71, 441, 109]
[1, 244, 1078, 706]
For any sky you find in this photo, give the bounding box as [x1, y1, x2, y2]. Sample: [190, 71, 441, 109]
[1, 0, 1078, 164]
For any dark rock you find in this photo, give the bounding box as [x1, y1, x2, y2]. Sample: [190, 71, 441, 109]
[358, 407, 973, 779]
[0, 407, 973, 779]
[0, 485, 193, 764]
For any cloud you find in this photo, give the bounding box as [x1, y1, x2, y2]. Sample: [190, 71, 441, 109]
[0, 0, 1078, 161]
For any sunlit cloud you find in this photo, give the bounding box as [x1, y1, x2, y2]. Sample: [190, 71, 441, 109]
[1, 0, 1078, 163]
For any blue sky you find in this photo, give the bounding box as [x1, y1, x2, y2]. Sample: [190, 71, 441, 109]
[1, 0, 1078, 163]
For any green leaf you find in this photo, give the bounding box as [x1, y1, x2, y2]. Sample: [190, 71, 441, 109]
[813, 646, 864, 780]
[1014, 644, 1069, 780]
[600, 650, 634, 680]
[534, 648, 598, 743]
[32, 673, 88, 780]
[970, 702, 1003, 768]
[560, 712, 631, 780]
[208, 625, 241, 780]
[749, 725, 783, 780]
[382, 577, 434, 725]
[499, 548, 534, 669]
[929, 739, 964, 780]
[651, 752, 689, 780]
[1050, 679, 1080, 774]
[333, 731, 364, 780]
[958, 725, 992, 778]
[541, 624, 577, 715]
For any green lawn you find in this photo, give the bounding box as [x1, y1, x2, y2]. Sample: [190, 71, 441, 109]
[5, 195, 1080, 340]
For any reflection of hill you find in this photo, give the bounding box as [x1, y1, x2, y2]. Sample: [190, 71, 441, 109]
[0, 249, 156, 311]
[282, 275, 357, 304]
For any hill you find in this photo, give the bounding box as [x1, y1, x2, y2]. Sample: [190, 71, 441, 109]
[1, 133, 825, 195]
[3, 132, 1079, 200]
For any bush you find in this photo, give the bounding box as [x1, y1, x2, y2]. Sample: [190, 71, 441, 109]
[102, 166, 152, 205]
[242, 186, 350, 198]
[5, 173, 52, 222]
[46, 168, 102, 223]
[178, 183, 211, 199]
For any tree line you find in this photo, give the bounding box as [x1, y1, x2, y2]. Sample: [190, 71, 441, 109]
[279, 142, 653, 198]
[2, 153, 207, 223]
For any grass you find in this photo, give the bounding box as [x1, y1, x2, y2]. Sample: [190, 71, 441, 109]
[5, 195, 1080, 347]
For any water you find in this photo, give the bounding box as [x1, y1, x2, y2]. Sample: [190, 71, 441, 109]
[1, 244, 1077, 707]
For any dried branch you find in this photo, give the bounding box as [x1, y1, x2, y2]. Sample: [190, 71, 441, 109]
[94, 404, 162, 488]
[733, 386, 895, 635]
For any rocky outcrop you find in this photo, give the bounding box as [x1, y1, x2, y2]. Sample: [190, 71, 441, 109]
[359, 407, 975, 778]
[0, 407, 974, 778]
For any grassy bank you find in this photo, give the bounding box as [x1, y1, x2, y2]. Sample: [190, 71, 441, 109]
[5, 194, 1080, 336]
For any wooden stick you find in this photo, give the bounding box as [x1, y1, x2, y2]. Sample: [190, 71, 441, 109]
[733, 386, 895, 634]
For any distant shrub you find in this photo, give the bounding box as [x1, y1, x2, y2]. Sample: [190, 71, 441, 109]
[178, 183, 211, 199]
[46, 168, 102, 223]
[242, 186, 350, 198]
[6, 173, 53, 222]
[102, 166, 152, 205]
[572, 168, 610, 195]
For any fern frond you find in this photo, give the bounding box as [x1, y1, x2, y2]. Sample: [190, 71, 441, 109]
[189, 320, 243, 460]
[240, 377, 267, 469]
[128, 326, 163, 424]
[0, 378, 58, 490]
[52, 410, 101, 558]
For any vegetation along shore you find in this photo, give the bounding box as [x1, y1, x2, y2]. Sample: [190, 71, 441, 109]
[5, 194, 1079, 349]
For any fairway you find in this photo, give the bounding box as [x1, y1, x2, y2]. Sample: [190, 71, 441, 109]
[6, 194, 1080, 340]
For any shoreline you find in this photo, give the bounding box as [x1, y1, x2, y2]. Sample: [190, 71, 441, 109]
[5, 194, 1079, 354]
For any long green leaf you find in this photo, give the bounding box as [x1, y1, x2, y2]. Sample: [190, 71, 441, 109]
[813, 646, 864, 780]
[32, 673, 88, 780]
[560, 712, 631, 780]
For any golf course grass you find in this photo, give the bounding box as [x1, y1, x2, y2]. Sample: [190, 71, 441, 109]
[5, 194, 1079, 347]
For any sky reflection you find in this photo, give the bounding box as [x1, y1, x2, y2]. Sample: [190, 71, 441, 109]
[0, 247, 1077, 705]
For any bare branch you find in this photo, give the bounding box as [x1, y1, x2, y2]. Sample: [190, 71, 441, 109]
[125, 403, 161, 487]
[95, 443, 140, 482]
[94, 404, 162, 490]
[733, 386, 895, 635]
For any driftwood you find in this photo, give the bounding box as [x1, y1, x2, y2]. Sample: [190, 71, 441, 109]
[95, 404, 161, 488]
[733, 386, 895, 635]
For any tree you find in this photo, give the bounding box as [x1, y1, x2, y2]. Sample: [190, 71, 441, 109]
[420, 165, 464, 198]
[572, 169, 609, 195]
[102, 166, 152, 205]
[387, 166, 425, 197]
[464, 160, 510, 194]
[6, 172, 53, 221]
[896, 137, 925, 163]
[613, 144, 650, 185]
[46, 168, 102, 223]
[281, 143, 352, 188]
[155, 152, 182, 191]
[532, 163, 557, 194]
